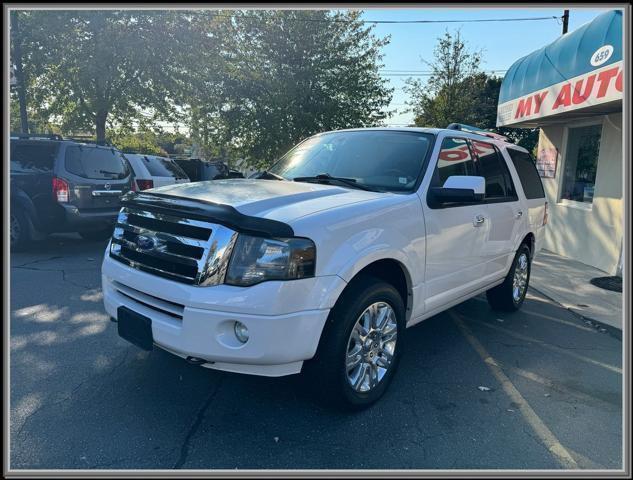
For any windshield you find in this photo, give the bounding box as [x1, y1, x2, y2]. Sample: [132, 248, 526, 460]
[143, 156, 189, 179]
[65, 146, 130, 180]
[268, 130, 434, 192]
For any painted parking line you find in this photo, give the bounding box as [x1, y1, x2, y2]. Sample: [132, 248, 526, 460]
[472, 319, 622, 374]
[450, 311, 579, 469]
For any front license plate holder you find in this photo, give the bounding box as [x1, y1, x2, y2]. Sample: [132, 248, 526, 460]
[117, 306, 153, 351]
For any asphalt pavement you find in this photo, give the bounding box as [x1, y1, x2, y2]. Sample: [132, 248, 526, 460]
[9, 234, 623, 470]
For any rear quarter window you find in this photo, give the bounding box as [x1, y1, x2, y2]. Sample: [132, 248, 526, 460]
[143, 156, 188, 178]
[65, 146, 130, 180]
[506, 148, 546, 199]
[10, 142, 59, 173]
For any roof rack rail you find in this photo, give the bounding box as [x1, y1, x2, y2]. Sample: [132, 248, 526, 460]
[10, 132, 63, 141]
[62, 136, 114, 147]
[446, 123, 511, 143]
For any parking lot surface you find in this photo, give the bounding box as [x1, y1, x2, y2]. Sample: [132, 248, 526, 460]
[10, 235, 623, 470]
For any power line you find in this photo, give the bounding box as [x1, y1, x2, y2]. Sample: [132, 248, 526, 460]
[212, 13, 562, 25]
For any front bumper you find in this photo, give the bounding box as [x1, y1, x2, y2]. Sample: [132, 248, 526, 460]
[102, 254, 346, 376]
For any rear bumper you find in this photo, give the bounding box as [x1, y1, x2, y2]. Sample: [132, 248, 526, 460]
[62, 205, 120, 228]
[102, 254, 346, 376]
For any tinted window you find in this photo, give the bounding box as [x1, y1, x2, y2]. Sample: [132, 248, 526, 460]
[65, 146, 130, 179]
[432, 137, 476, 187]
[143, 156, 188, 179]
[471, 140, 516, 200]
[269, 131, 434, 192]
[507, 148, 545, 199]
[10, 142, 59, 173]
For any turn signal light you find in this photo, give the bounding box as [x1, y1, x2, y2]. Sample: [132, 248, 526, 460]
[52, 177, 69, 203]
[136, 179, 154, 190]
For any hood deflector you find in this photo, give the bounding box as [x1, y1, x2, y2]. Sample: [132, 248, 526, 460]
[121, 191, 295, 238]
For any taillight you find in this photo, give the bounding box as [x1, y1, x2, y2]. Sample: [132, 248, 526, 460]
[52, 177, 69, 203]
[543, 202, 549, 226]
[130, 180, 137, 192]
[136, 179, 154, 191]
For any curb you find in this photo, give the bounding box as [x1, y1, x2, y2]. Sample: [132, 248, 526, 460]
[529, 286, 622, 341]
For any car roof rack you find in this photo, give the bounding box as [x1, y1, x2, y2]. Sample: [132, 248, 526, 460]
[10, 132, 64, 141]
[62, 136, 114, 147]
[446, 123, 511, 143]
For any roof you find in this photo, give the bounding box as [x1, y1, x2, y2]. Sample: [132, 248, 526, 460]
[499, 10, 622, 104]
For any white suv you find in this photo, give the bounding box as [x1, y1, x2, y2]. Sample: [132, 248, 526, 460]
[124, 153, 190, 191]
[101, 126, 547, 409]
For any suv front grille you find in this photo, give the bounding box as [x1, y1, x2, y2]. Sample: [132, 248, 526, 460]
[110, 206, 238, 286]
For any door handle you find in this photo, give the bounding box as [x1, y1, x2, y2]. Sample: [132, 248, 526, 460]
[515, 210, 523, 219]
[473, 214, 485, 227]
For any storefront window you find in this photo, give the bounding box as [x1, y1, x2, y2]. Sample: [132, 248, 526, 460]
[560, 124, 602, 204]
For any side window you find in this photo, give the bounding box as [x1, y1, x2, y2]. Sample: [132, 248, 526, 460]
[471, 140, 517, 201]
[507, 148, 545, 199]
[10, 142, 59, 173]
[432, 137, 476, 187]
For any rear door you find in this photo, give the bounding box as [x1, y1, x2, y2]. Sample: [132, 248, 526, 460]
[420, 135, 490, 312]
[10, 140, 60, 229]
[470, 139, 523, 279]
[61, 145, 132, 212]
[505, 147, 547, 252]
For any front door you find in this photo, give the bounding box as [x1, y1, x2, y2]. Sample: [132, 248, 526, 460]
[420, 136, 490, 313]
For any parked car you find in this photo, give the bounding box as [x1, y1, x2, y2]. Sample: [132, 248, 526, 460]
[101, 125, 547, 409]
[173, 158, 244, 182]
[124, 153, 190, 191]
[10, 134, 134, 250]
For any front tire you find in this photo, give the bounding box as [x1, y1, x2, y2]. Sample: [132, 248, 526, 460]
[486, 244, 531, 312]
[306, 277, 406, 411]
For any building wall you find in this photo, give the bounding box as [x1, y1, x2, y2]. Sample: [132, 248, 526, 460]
[538, 112, 623, 274]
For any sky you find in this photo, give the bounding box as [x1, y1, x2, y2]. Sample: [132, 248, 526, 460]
[357, 7, 613, 126]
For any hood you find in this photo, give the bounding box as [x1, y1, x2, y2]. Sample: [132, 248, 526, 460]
[147, 178, 387, 224]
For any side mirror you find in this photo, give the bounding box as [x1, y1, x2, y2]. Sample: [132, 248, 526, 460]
[429, 175, 485, 205]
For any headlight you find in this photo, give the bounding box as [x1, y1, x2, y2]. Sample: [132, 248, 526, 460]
[225, 234, 316, 286]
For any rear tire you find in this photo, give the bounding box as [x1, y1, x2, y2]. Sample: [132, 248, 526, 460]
[78, 226, 113, 241]
[10, 208, 32, 251]
[305, 276, 406, 411]
[486, 244, 531, 312]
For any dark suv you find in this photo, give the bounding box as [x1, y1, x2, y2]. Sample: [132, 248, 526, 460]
[10, 134, 134, 250]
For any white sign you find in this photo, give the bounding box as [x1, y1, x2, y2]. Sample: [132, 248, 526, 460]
[590, 45, 614, 67]
[497, 60, 623, 127]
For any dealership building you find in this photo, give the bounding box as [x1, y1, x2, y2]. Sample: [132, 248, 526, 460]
[497, 9, 623, 275]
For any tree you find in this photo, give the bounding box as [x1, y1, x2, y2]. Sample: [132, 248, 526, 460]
[19, 10, 216, 143]
[191, 10, 393, 168]
[405, 30, 482, 128]
[405, 30, 539, 153]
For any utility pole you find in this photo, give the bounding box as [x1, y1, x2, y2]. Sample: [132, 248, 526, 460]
[11, 11, 29, 134]
[562, 10, 569, 35]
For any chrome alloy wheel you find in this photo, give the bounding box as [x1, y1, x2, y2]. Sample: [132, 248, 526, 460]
[512, 253, 529, 302]
[345, 301, 398, 393]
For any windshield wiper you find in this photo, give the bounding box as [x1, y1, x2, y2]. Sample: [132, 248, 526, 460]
[99, 169, 121, 178]
[293, 173, 380, 192]
[255, 170, 286, 181]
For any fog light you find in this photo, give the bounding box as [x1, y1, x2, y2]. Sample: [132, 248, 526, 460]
[234, 321, 249, 344]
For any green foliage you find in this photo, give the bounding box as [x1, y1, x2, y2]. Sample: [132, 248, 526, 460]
[405, 30, 539, 153]
[108, 130, 168, 156]
[191, 10, 393, 169]
[14, 10, 213, 142]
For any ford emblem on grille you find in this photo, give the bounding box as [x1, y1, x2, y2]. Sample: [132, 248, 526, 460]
[135, 235, 155, 251]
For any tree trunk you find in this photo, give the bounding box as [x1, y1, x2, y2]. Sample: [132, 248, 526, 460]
[95, 111, 107, 144]
[11, 13, 29, 134]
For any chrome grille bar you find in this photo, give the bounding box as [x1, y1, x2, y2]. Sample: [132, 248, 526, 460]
[109, 205, 238, 286]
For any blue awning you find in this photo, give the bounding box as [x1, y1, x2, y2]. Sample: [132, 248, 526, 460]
[499, 10, 622, 104]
